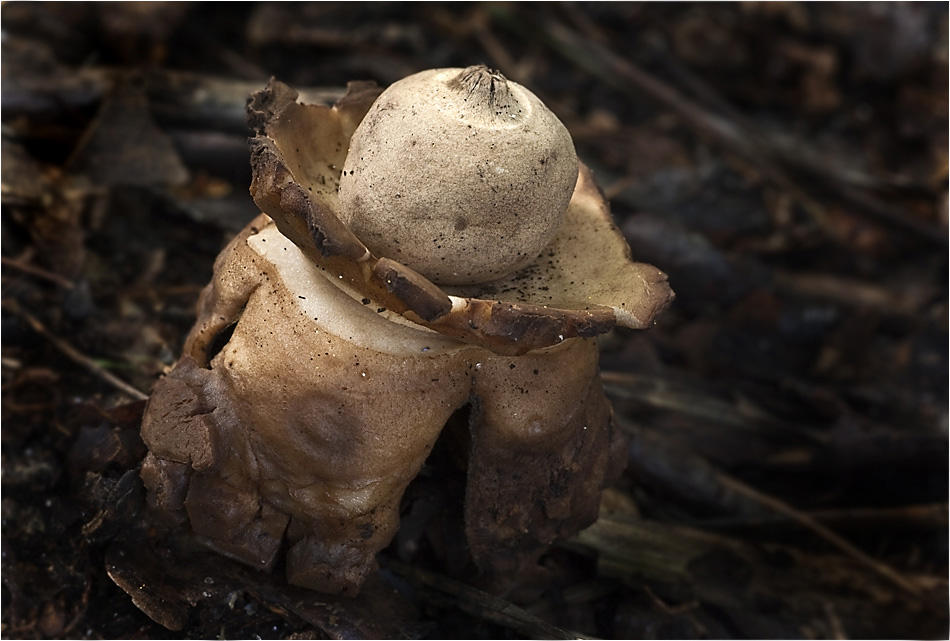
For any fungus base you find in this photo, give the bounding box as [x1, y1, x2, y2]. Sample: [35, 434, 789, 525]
[140, 216, 626, 596]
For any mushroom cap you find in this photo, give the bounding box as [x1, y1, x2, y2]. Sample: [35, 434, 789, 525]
[337, 66, 578, 285]
[248, 77, 673, 356]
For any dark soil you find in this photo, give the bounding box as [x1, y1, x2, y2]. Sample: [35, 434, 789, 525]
[2, 3, 947, 639]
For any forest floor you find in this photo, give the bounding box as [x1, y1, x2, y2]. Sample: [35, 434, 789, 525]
[2, 3, 948, 639]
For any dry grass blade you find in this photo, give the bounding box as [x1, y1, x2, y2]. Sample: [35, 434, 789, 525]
[3, 66, 345, 135]
[693, 503, 948, 533]
[712, 472, 923, 597]
[4, 300, 149, 401]
[570, 511, 942, 638]
[384, 560, 596, 640]
[601, 370, 825, 443]
[1, 256, 75, 289]
[603, 376, 923, 597]
[494, 11, 947, 247]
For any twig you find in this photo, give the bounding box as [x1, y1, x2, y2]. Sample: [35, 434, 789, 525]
[641, 36, 911, 195]
[383, 559, 595, 640]
[601, 370, 826, 444]
[714, 471, 923, 596]
[3, 67, 345, 135]
[643, 585, 701, 617]
[1, 256, 76, 289]
[614, 412, 924, 596]
[773, 270, 935, 319]
[824, 601, 848, 641]
[691, 503, 948, 533]
[491, 10, 947, 247]
[4, 300, 149, 401]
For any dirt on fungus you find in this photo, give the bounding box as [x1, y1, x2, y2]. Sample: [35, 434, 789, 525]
[2, 3, 948, 639]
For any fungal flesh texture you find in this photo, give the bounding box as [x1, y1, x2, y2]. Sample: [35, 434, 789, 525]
[140, 217, 626, 595]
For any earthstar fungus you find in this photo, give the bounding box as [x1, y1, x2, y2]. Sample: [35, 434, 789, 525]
[140, 66, 673, 596]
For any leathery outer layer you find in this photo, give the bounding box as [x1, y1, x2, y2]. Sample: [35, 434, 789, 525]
[140, 215, 627, 595]
[140, 77, 671, 597]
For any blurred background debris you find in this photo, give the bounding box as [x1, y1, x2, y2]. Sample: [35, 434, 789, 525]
[2, 3, 947, 639]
